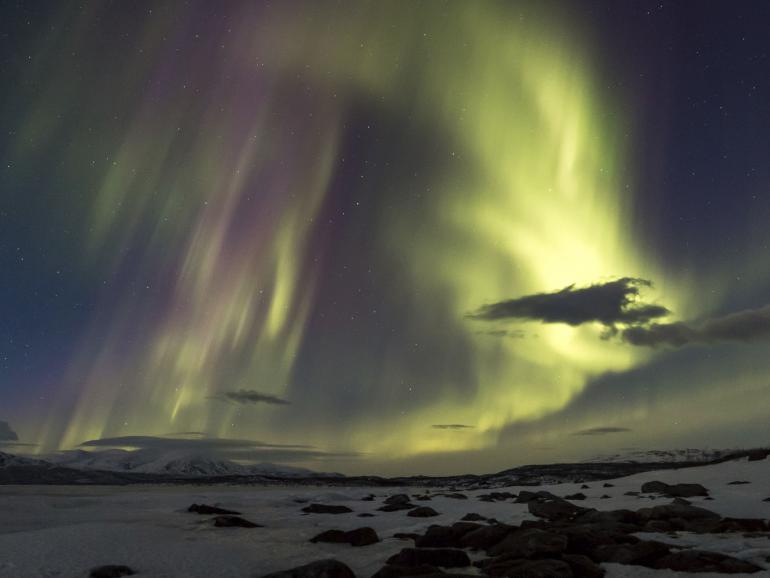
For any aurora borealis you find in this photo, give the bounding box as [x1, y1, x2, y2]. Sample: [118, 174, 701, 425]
[2, 1, 770, 475]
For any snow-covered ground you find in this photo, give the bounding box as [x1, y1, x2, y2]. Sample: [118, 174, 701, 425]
[0, 457, 769, 577]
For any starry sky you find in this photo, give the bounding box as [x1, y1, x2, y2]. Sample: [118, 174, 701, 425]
[2, 1, 770, 476]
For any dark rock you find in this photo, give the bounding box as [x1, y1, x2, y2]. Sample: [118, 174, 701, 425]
[478, 492, 516, 502]
[89, 566, 135, 578]
[408, 507, 440, 518]
[260, 559, 356, 578]
[575, 509, 641, 526]
[439, 493, 468, 500]
[653, 550, 763, 573]
[763, 497, 770, 502]
[704, 496, 714, 500]
[415, 522, 481, 548]
[480, 558, 573, 578]
[362, 494, 376, 501]
[311, 527, 379, 547]
[528, 498, 590, 521]
[716, 518, 768, 532]
[602, 483, 614, 488]
[358, 513, 375, 517]
[515, 490, 560, 504]
[727, 480, 750, 485]
[564, 493, 586, 501]
[386, 548, 471, 568]
[371, 565, 475, 578]
[592, 540, 671, 566]
[488, 528, 568, 558]
[188, 503, 241, 515]
[641, 481, 709, 497]
[461, 513, 487, 522]
[637, 503, 720, 522]
[385, 494, 412, 505]
[302, 504, 353, 514]
[581, 485, 590, 490]
[213, 515, 261, 528]
[747, 449, 770, 461]
[600, 495, 610, 499]
[623, 491, 639, 496]
[459, 524, 516, 550]
[414, 495, 432, 501]
[379, 502, 417, 512]
[671, 497, 691, 505]
[394, 532, 420, 541]
[561, 554, 605, 578]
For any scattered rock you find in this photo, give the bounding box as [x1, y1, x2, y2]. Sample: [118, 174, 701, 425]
[528, 497, 590, 521]
[386, 548, 471, 568]
[461, 513, 487, 522]
[393, 532, 420, 541]
[213, 515, 262, 528]
[641, 481, 709, 497]
[408, 507, 440, 518]
[581, 484, 590, 489]
[653, 550, 763, 573]
[188, 503, 241, 515]
[438, 493, 468, 500]
[593, 539, 671, 566]
[310, 527, 379, 547]
[378, 502, 417, 512]
[488, 528, 567, 558]
[260, 559, 356, 578]
[561, 554, 605, 578]
[564, 493, 586, 500]
[459, 524, 516, 550]
[358, 513, 375, 517]
[600, 495, 611, 499]
[603, 483, 614, 488]
[302, 504, 353, 514]
[89, 566, 135, 578]
[385, 494, 412, 505]
[415, 522, 481, 548]
[479, 558, 572, 578]
[727, 480, 750, 485]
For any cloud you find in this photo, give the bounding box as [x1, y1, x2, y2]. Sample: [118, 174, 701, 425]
[572, 426, 632, 436]
[0, 421, 18, 441]
[209, 389, 291, 405]
[78, 435, 358, 463]
[431, 424, 475, 430]
[622, 304, 770, 348]
[468, 277, 669, 327]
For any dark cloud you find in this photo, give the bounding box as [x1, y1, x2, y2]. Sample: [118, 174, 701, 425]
[573, 427, 632, 436]
[209, 389, 291, 405]
[0, 421, 18, 441]
[431, 424, 475, 430]
[468, 277, 669, 327]
[623, 304, 770, 347]
[78, 435, 358, 463]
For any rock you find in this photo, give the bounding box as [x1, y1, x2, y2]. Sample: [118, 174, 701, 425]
[385, 494, 412, 505]
[379, 502, 417, 512]
[763, 497, 770, 502]
[600, 495, 610, 499]
[592, 540, 671, 566]
[371, 565, 472, 578]
[716, 518, 768, 532]
[528, 498, 590, 521]
[623, 491, 639, 496]
[671, 497, 691, 505]
[459, 524, 516, 550]
[415, 522, 481, 548]
[515, 490, 560, 503]
[310, 527, 379, 547]
[386, 548, 471, 568]
[480, 558, 573, 578]
[461, 513, 487, 522]
[362, 494, 376, 501]
[637, 503, 720, 522]
[747, 449, 770, 461]
[188, 503, 241, 515]
[408, 507, 440, 518]
[393, 532, 420, 541]
[302, 504, 353, 514]
[89, 566, 135, 578]
[564, 493, 586, 500]
[602, 483, 614, 488]
[640, 481, 709, 497]
[581, 484, 590, 490]
[438, 493, 468, 500]
[478, 492, 516, 502]
[561, 554, 605, 577]
[213, 515, 262, 528]
[727, 480, 750, 485]
[488, 528, 568, 558]
[653, 550, 763, 573]
[260, 559, 356, 578]
[414, 495, 432, 501]
[358, 513, 375, 517]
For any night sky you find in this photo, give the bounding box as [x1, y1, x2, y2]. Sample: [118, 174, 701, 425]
[2, 1, 770, 475]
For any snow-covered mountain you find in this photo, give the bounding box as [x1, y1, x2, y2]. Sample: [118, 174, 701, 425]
[45, 448, 336, 478]
[0, 451, 46, 468]
[589, 448, 735, 464]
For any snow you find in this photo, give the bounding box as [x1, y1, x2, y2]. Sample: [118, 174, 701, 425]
[0, 456, 768, 577]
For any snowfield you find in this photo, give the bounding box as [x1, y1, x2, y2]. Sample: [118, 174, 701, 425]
[0, 456, 768, 577]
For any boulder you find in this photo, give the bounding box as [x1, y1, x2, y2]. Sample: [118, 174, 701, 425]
[487, 528, 568, 558]
[458, 524, 516, 550]
[213, 515, 262, 528]
[653, 550, 763, 573]
[386, 548, 471, 569]
[302, 504, 353, 514]
[259, 559, 356, 578]
[561, 554, 605, 577]
[480, 558, 573, 578]
[564, 493, 586, 501]
[408, 507, 440, 518]
[310, 527, 379, 547]
[188, 503, 241, 515]
[528, 498, 590, 521]
[461, 513, 487, 522]
[592, 540, 671, 566]
[89, 567, 135, 578]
